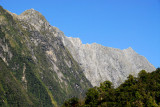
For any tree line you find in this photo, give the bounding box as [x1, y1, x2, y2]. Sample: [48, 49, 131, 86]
[63, 68, 160, 107]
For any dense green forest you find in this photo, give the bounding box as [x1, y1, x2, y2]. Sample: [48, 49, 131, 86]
[63, 68, 160, 107]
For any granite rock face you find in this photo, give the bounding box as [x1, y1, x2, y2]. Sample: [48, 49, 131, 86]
[61, 36, 156, 87]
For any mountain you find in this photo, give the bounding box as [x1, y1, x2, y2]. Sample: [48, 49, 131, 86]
[0, 6, 92, 106]
[0, 6, 156, 106]
[61, 35, 155, 87]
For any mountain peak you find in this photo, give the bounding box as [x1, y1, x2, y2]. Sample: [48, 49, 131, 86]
[19, 9, 49, 31]
[20, 9, 46, 21]
[128, 47, 133, 50]
[21, 8, 37, 15]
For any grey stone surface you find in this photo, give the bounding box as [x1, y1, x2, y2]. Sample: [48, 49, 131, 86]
[61, 36, 156, 87]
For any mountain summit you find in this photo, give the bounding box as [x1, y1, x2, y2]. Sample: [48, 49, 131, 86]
[20, 8, 46, 21]
[18, 9, 50, 31]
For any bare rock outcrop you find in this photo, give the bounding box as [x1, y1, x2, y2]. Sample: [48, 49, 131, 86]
[61, 36, 156, 87]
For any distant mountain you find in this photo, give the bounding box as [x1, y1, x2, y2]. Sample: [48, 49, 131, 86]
[0, 6, 156, 106]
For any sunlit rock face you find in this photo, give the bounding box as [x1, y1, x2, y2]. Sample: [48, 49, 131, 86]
[61, 36, 156, 87]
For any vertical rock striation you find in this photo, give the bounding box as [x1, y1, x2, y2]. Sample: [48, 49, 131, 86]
[61, 36, 156, 87]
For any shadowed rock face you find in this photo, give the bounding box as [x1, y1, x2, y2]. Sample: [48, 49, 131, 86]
[61, 36, 156, 87]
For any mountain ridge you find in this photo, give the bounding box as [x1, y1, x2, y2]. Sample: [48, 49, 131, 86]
[17, 8, 155, 87]
[61, 32, 155, 87]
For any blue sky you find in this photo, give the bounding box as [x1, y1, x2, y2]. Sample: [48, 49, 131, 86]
[1, 0, 160, 68]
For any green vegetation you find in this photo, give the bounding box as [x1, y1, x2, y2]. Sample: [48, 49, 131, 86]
[0, 8, 56, 106]
[0, 58, 33, 107]
[63, 68, 160, 107]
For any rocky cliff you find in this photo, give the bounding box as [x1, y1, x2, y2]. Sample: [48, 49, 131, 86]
[61, 36, 156, 87]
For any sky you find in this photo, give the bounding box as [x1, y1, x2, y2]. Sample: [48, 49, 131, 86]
[0, 0, 160, 68]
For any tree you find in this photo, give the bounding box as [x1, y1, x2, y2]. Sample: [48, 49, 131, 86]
[100, 81, 112, 92]
[85, 88, 99, 106]
[138, 70, 148, 81]
[63, 97, 79, 107]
